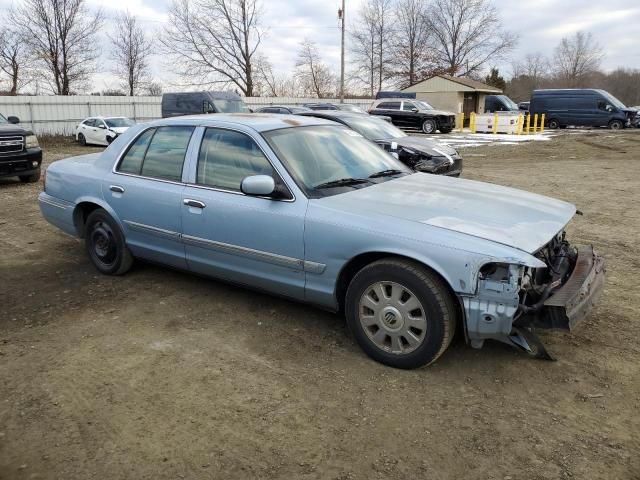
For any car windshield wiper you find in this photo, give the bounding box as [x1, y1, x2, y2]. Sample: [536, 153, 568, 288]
[368, 169, 404, 178]
[314, 177, 371, 189]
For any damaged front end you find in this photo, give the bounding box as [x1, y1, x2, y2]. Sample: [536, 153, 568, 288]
[379, 140, 463, 176]
[464, 232, 605, 359]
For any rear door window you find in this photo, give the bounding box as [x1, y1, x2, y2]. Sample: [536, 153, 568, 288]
[378, 102, 400, 110]
[140, 126, 195, 181]
[117, 129, 155, 175]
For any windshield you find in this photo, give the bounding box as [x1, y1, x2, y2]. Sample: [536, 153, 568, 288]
[0, 113, 6, 124]
[342, 115, 406, 140]
[263, 125, 410, 197]
[213, 99, 250, 113]
[337, 104, 365, 113]
[105, 117, 135, 128]
[601, 91, 626, 109]
[415, 100, 435, 110]
[496, 95, 519, 111]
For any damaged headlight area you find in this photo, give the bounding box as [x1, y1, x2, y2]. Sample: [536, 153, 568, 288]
[464, 231, 605, 359]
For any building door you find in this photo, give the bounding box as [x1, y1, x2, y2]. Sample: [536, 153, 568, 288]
[463, 93, 476, 126]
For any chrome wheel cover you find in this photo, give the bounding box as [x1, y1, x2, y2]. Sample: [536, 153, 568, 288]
[358, 281, 427, 355]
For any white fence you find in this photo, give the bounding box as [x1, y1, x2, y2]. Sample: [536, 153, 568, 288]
[0, 96, 374, 136]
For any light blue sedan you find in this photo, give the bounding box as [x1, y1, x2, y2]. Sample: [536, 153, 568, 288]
[39, 114, 605, 368]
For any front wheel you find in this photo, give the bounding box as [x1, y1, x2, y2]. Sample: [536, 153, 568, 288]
[421, 119, 437, 134]
[609, 120, 624, 130]
[84, 209, 133, 275]
[345, 258, 457, 369]
[78, 133, 87, 146]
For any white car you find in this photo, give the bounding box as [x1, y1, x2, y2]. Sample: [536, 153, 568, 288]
[76, 117, 136, 146]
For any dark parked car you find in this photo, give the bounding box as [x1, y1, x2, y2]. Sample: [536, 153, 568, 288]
[368, 98, 456, 134]
[484, 95, 520, 113]
[255, 105, 312, 114]
[530, 89, 637, 130]
[299, 110, 462, 176]
[303, 103, 366, 113]
[0, 113, 42, 183]
[161, 91, 249, 118]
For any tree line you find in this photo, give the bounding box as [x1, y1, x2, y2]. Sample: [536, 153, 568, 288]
[0, 0, 637, 106]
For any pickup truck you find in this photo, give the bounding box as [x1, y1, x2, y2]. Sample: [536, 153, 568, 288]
[0, 113, 42, 183]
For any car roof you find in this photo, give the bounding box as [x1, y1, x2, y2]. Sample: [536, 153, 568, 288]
[374, 98, 413, 103]
[149, 113, 336, 132]
[299, 110, 368, 120]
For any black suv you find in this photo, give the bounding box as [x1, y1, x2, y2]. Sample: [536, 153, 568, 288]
[368, 98, 456, 134]
[0, 113, 42, 183]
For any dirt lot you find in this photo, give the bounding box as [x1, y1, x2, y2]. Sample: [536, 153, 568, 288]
[1, 131, 639, 480]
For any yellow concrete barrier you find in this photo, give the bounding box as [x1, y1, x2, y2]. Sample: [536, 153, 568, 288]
[540, 114, 546, 134]
[470, 112, 476, 133]
[492, 113, 498, 135]
[460, 112, 465, 132]
[533, 114, 538, 134]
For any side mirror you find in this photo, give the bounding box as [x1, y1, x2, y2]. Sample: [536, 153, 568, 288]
[98, 124, 106, 129]
[7, 116, 20, 124]
[241, 175, 275, 197]
[411, 108, 418, 112]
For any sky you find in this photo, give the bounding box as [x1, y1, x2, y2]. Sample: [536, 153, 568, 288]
[1, 0, 639, 93]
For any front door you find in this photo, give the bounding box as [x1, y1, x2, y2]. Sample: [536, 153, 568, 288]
[181, 127, 307, 299]
[105, 125, 196, 269]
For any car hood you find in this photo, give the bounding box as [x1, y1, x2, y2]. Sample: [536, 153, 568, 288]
[109, 126, 130, 134]
[0, 124, 30, 135]
[318, 173, 576, 253]
[391, 136, 459, 157]
[422, 109, 454, 116]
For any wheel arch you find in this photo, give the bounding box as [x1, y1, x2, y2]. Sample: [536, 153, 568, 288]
[334, 251, 460, 313]
[73, 197, 124, 238]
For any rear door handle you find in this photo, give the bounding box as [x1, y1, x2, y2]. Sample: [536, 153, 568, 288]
[184, 199, 206, 209]
[110, 185, 125, 193]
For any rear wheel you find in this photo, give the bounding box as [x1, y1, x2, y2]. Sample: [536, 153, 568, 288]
[547, 118, 560, 129]
[78, 133, 87, 146]
[345, 258, 457, 369]
[19, 170, 41, 183]
[609, 119, 624, 130]
[421, 119, 437, 134]
[84, 209, 133, 275]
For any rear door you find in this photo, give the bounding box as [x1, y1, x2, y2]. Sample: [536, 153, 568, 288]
[104, 125, 196, 269]
[181, 126, 307, 299]
[375, 101, 402, 126]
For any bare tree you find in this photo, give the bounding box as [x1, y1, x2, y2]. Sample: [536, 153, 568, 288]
[161, 0, 263, 96]
[552, 31, 603, 87]
[109, 12, 153, 96]
[390, 0, 433, 88]
[11, 0, 103, 95]
[295, 40, 335, 98]
[512, 53, 548, 82]
[349, 0, 394, 96]
[0, 26, 35, 95]
[145, 82, 163, 96]
[428, 0, 517, 76]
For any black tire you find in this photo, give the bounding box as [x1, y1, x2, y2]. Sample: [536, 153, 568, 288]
[78, 133, 87, 146]
[440, 127, 453, 134]
[19, 169, 41, 183]
[345, 258, 457, 369]
[547, 118, 560, 129]
[421, 119, 437, 134]
[609, 120, 624, 130]
[84, 209, 133, 275]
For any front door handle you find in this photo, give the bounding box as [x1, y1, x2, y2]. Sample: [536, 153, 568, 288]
[184, 198, 206, 209]
[110, 185, 125, 193]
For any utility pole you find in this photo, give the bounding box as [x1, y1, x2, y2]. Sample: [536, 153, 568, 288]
[339, 0, 345, 103]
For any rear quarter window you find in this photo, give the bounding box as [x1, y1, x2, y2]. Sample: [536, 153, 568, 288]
[377, 102, 400, 110]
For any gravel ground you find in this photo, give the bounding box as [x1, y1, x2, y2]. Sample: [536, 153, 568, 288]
[1, 131, 639, 479]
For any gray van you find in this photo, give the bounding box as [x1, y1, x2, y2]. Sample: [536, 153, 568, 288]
[530, 89, 636, 130]
[484, 95, 519, 113]
[161, 91, 250, 118]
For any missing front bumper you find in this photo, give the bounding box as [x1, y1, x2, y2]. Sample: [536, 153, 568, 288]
[518, 245, 605, 331]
